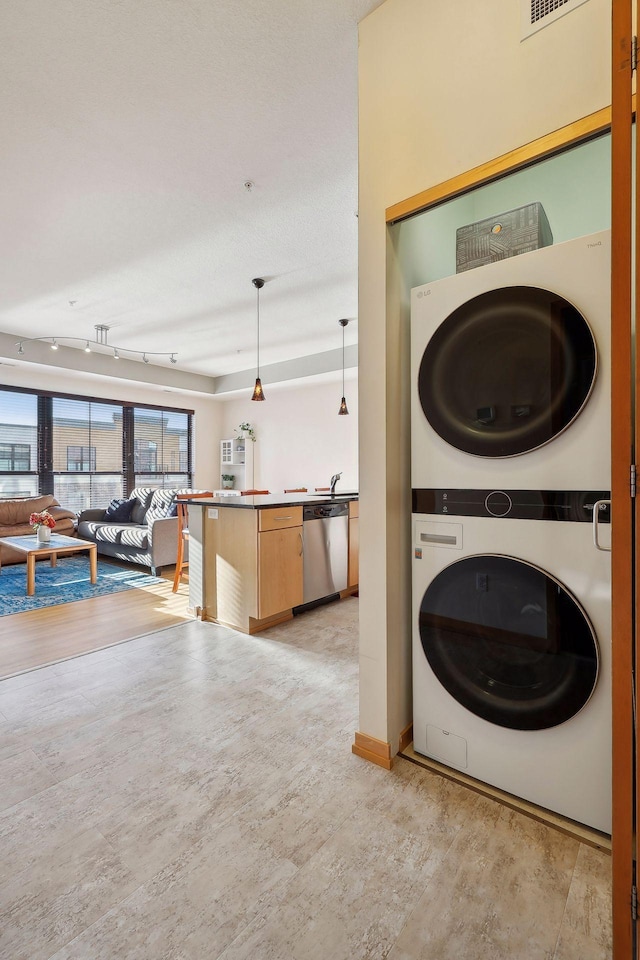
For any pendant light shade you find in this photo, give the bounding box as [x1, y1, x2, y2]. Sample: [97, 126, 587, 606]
[251, 278, 265, 401]
[338, 318, 349, 416]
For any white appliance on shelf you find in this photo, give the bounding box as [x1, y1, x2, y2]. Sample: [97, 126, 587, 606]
[411, 508, 611, 832]
[410, 230, 611, 490]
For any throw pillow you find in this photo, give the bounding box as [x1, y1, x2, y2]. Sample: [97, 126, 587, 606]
[130, 498, 148, 525]
[104, 497, 136, 523]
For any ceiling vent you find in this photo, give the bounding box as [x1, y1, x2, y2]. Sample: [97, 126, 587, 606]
[521, 0, 591, 40]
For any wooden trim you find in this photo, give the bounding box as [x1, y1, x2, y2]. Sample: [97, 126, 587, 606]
[352, 731, 393, 770]
[386, 105, 612, 224]
[611, 1, 635, 956]
[398, 722, 413, 754]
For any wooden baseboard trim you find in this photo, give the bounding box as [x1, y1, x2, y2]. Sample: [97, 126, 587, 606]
[398, 722, 413, 753]
[352, 731, 393, 770]
[249, 610, 294, 633]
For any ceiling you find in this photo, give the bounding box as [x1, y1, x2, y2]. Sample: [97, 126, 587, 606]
[0, 0, 384, 393]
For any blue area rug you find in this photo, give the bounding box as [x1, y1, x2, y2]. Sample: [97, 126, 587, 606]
[0, 556, 162, 616]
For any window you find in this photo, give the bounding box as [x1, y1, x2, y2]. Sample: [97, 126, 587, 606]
[66, 445, 96, 472]
[0, 386, 193, 506]
[133, 407, 190, 489]
[0, 442, 31, 471]
[0, 390, 38, 497]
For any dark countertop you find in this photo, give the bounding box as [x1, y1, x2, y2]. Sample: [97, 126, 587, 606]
[179, 493, 358, 510]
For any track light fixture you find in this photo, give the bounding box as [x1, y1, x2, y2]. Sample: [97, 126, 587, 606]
[251, 278, 266, 401]
[338, 318, 349, 416]
[14, 324, 178, 365]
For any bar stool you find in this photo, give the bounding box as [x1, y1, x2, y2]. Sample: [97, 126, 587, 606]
[240, 489, 270, 495]
[314, 487, 330, 491]
[172, 491, 213, 593]
[284, 487, 307, 493]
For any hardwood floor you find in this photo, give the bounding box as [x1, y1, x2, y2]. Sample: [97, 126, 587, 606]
[0, 565, 192, 679]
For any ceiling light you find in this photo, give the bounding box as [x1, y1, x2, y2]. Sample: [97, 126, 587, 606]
[14, 325, 177, 365]
[251, 278, 266, 402]
[338, 318, 349, 416]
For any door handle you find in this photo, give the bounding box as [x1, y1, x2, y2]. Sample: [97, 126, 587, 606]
[298, 531, 303, 557]
[592, 499, 611, 552]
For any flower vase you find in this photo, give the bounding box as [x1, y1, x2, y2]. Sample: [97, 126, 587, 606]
[37, 526, 51, 544]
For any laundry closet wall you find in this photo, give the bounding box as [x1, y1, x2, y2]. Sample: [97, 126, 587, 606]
[356, 0, 611, 758]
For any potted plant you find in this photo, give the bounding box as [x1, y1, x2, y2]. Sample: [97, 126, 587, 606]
[221, 474, 235, 489]
[235, 422, 256, 442]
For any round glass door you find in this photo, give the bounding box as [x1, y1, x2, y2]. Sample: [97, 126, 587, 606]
[417, 286, 597, 457]
[418, 555, 599, 730]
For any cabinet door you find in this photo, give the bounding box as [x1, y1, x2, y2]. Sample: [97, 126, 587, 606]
[258, 526, 303, 618]
[348, 517, 359, 587]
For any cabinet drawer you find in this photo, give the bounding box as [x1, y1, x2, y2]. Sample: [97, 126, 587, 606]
[258, 506, 303, 532]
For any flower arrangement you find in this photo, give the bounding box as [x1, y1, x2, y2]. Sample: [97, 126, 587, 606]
[235, 422, 256, 442]
[29, 510, 56, 532]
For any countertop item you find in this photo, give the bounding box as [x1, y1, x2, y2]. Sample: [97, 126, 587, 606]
[179, 492, 358, 510]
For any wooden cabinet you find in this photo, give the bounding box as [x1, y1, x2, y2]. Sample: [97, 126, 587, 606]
[258, 526, 303, 618]
[258, 506, 303, 618]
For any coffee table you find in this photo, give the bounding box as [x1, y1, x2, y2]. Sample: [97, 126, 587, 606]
[0, 534, 98, 597]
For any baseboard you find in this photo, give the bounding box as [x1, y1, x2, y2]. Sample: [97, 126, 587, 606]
[398, 722, 413, 753]
[352, 731, 393, 770]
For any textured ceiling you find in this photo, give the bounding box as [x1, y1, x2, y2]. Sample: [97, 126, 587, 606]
[0, 0, 384, 387]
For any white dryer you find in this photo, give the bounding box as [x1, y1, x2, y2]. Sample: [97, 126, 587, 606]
[411, 500, 611, 833]
[410, 230, 610, 490]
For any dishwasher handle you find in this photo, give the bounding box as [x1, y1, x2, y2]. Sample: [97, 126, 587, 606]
[303, 502, 349, 521]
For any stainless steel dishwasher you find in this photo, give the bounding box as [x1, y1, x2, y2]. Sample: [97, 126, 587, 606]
[302, 502, 349, 604]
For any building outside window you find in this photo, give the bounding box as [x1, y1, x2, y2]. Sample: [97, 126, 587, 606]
[66, 445, 96, 472]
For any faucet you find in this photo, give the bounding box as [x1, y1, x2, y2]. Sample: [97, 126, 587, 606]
[330, 472, 342, 495]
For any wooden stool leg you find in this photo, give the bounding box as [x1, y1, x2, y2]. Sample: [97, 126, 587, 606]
[172, 533, 185, 592]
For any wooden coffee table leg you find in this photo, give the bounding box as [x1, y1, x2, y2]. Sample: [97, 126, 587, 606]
[89, 546, 97, 584]
[50, 552, 57, 568]
[27, 554, 36, 596]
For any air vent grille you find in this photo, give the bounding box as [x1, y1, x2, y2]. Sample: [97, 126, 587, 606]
[521, 0, 590, 39]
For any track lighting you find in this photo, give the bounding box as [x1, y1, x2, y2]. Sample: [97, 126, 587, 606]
[338, 318, 349, 416]
[251, 278, 266, 401]
[14, 324, 178, 365]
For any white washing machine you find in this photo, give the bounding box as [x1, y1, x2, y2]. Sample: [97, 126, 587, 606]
[410, 230, 610, 490]
[412, 502, 611, 833]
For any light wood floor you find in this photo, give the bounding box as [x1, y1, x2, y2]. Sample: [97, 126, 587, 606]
[0, 564, 192, 679]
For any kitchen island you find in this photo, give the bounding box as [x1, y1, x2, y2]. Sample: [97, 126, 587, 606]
[181, 493, 359, 634]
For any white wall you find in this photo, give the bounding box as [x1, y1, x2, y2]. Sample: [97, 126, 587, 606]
[357, 0, 611, 750]
[218, 376, 358, 494]
[0, 363, 222, 490]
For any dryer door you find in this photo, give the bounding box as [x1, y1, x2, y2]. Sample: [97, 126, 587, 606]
[417, 286, 597, 457]
[418, 554, 599, 730]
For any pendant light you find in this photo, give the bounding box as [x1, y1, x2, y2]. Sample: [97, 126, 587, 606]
[251, 277, 265, 401]
[338, 318, 349, 415]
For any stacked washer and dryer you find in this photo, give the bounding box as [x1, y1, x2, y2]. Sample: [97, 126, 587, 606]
[410, 229, 612, 833]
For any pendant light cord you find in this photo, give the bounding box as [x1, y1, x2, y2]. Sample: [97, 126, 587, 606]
[256, 283, 260, 377]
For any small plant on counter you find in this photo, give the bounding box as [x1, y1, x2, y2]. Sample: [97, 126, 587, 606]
[235, 422, 256, 442]
[221, 474, 235, 488]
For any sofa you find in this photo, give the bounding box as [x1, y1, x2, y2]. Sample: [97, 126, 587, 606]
[77, 487, 203, 575]
[0, 494, 78, 565]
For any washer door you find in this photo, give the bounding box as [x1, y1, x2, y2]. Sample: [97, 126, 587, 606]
[417, 286, 597, 457]
[418, 555, 599, 730]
